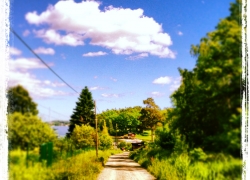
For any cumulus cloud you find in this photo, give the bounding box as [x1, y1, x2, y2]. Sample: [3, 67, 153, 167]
[34, 47, 55, 55]
[178, 31, 183, 36]
[153, 76, 172, 85]
[9, 47, 22, 56]
[126, 53, 148, 60]
[83, 51, 107, 57]
[9, 57, 48, 71]
[26, 0, 175, 58]
[150, 91, 165, 97]
[8, 71, 68, 99]
[23, 29, 30, 37]
[33, 29, 84, 46]
[8, 56, 68, 99]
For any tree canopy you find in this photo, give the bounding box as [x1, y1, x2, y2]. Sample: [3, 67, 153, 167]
[169, 0, 241, 157]
[8, 112, 57, 150]
[67, 86, 95, 137]
[139, 98, 163, 141]
[7, 85, 38, 115]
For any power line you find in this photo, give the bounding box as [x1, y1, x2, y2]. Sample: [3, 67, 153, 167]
[11, 28, 104, 114]
[38, 104, 69, 118]
[10, 28, 79, 94]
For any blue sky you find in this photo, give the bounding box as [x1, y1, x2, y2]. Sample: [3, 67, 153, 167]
[9, 0, 233, 121]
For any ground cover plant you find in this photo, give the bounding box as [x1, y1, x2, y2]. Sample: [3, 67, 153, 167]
[130, 146, 242, 180]
[9, 148, 121, 180]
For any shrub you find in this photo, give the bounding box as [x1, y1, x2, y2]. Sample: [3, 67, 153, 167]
[118, 141, 132, 151]
[155, 126, 176, 151]
[99, 133, 113, 150]
[70, 124, 95, 149]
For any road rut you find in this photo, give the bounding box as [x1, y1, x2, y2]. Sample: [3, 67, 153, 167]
[97, 152, 156, 180]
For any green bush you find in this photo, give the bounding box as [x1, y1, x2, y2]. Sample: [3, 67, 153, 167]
[99, 133, 113, 150]
[118, 141, 132, 151]
[155, 126, 176, 150]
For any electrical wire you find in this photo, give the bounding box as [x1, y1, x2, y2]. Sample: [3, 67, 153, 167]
[10, 28, 104, 115]
[10, 28, 79, 94]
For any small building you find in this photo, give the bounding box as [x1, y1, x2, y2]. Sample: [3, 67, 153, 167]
[131, 141, 144, 150]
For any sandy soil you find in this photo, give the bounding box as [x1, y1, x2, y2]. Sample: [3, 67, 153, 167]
[97, 152, 156, 180]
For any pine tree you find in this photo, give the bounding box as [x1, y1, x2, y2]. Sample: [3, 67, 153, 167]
[67, 86, 95, 137]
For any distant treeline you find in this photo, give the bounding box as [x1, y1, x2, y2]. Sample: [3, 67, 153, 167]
[48, 120, 70, 126]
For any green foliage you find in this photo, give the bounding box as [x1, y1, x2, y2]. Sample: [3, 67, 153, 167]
[67, 86, 95, 137]
[169, 0, 241, 157]
[7, 85, 38, 115]
[70, 124, 95, 149]
[139, 98, 164, 141]
[155, 126, 176, 150]
[130, 147, 242, 180]
[8, 112, 57, 150]
[117, 141, 132, 151]
[189, 148, 207, 162]
[9, 149, 122, 180]
[99, 133, 113, 150]
[97, 106, 141, 135]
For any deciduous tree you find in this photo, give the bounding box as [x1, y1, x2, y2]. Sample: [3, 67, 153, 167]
[139, 98, 163, 142]
[7, 85, 38, 115]
[170, 0, 241, 157]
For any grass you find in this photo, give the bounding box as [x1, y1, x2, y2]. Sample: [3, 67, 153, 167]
[9, 148, 122, 180]
[130, 147, 242, 180]
[135, 130, 152, 141]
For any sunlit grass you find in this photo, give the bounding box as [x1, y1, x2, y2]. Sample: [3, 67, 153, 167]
[130, 147, 242, 180]
[9, 148, 122, 180]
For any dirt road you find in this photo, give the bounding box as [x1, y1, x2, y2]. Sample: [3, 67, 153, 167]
[97, 152, 156, 180]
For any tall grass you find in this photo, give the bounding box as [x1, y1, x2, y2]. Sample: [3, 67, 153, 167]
[9, 148, 121, 180]
[130, 147, 242, 180]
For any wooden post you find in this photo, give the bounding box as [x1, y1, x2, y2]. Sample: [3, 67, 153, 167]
[95, 101, 98, 158]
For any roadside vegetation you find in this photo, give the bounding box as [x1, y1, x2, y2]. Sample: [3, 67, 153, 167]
[129, 1, 242, 179]
[9, 148, 121, 180]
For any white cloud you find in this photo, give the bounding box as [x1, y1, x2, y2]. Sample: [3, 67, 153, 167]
[83, 51, 107, 57]
[34, 47, 55, 55]
[110, 77, 117, 82]
[170, 77, 182, 91]
[178, 31, 183, 36]
[101, 93, 124, 98]
[150, 91, 165, 97]
[89, 86, 106, 91]
[126, 53, 148, 60]
[8, 56, 68, 99]
[23, 29, 30, 37]
[26, 0, 175, 58]
[9, 47, 22, 56]
[33, 29, 84, 46]
[8, 71, 68, 99]
[9, 57, 49, 71]
[153, 76, 172, 85]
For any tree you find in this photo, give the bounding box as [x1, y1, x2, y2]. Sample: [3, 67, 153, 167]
[139, 98, 163, 142]
[67, 86, 95, 137]
[7, 85, 38, 115]
[170, 0, 241, 156]
[70, 124, 95, 149]
[8, 112, 57, 150]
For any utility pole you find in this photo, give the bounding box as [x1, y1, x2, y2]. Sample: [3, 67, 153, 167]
[95, 101, 98, 158]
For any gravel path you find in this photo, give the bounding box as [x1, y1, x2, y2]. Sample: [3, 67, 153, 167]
[97, 152, 156, 180]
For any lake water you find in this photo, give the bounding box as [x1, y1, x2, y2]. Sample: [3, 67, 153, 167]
[52, 126, 68, 137]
